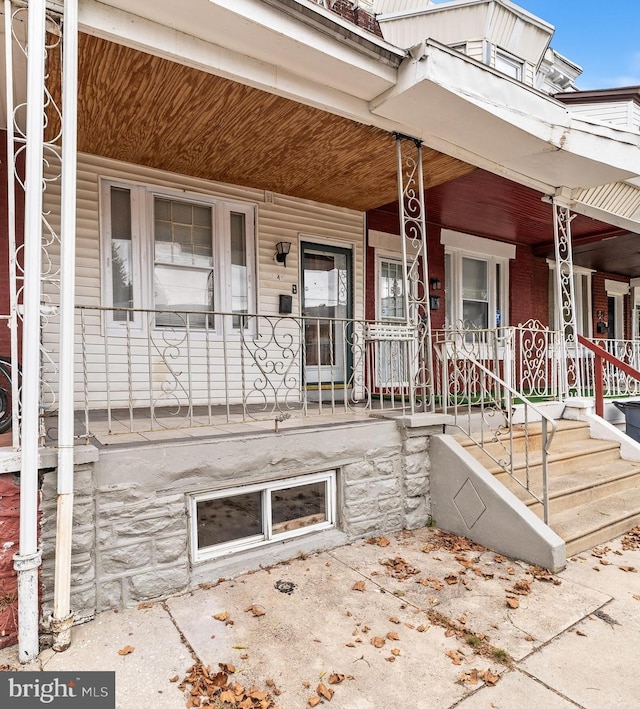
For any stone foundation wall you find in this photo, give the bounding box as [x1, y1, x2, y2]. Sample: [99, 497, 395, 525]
[39, 417, 439, 616]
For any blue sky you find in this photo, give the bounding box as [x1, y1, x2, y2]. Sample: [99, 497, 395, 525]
[432, 1, 640, 90]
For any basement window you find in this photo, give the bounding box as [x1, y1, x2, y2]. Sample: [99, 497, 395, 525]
[190, 472, 336, 561]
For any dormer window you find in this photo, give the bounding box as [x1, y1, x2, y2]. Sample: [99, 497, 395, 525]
[495, 49, 523, 81]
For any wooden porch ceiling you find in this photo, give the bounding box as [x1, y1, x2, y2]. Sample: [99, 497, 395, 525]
[55, 34, 475, 212]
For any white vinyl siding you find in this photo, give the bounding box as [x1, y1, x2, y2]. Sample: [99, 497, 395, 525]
[40, 153, 365, 409]
[567, 101, 636, 130]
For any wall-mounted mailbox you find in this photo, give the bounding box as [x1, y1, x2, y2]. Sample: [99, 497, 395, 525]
[279, 294, 293, 314]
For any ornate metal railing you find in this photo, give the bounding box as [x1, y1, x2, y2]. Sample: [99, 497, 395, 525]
[433, 335, 556, 523]
[68, 306, 422, 438]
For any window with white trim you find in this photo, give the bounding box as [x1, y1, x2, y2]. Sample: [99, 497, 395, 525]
[548, 263, 593, 337]
[102, 180, 255, 330]
[445, 250, 509, 329]
[495, 49, 523, 81]
[190, 472, 336, 561]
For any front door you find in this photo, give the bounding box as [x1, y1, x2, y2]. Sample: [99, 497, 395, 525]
[301, 242, 352, 386]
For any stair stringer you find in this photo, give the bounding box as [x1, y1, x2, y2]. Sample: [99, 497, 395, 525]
[585, 413, 640, 462]
[430, 434, 566, 572]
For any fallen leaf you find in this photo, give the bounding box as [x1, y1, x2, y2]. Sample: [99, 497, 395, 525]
[524, 635, 535, 642]
[385, 656, 396, 663]
[633, 595, 640, 601]
[459, 669, 479, 685]
[219, 663, 236, 674]
[386, 631, 400, 641]
[391, 648, 400, 656]
[213, 611, 230, 622]
[416, 625, 428, 633]
[118, 645, 135, 656]
[479, 669, 500, 686]
[308, 697, 321, 707]
[446, 650, 462, 665]
[619, 565, 638, 573]
[352, 581, 366, 592]
[302, 681, 310, 689]
[328, 673, 345, 685]
[444, 629, 455, 638]
[137, 602, 153, 609]
[240, 653, 249, 660]
[389, 616, 400, 624]
[576, 630, 587, 637]
[371, 636, 386, 648]
[345, 642, 355, 648]
[600, 559, 612, 566]
[317, 683, 334, 701]
[444, 575, 458, 585]
[244, 604, 266, 617]
[506, 597, 519, 609]
[169, 675, 179, 682]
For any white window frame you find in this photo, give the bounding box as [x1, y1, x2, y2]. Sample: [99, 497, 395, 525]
[100, 178, 256, 334]
[495, 48, 524, 81]
[548, 261, 593, 337]
[189, 471, 336, 562]
[442, 231, 512, 331]
[375, 251, 406, 322]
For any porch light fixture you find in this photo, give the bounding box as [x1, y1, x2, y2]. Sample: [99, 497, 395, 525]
[429, 277, 441, 291]
[275, 241, 291, 267]
[429, 295, 441, 311]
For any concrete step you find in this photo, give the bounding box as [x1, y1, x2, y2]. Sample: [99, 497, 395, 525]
[456, 420, 589, 458]
[456, 418, 640, 559]
[502, 460, 640, 517]
[552, 484, 640, 557]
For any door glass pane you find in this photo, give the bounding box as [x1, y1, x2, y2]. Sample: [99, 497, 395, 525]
[231, 212, 248, 328]
[271, 482, 327, 535]
[110, 187, 133, 321]
[197, 492, 263, 549]
[303, 249, 349, 370]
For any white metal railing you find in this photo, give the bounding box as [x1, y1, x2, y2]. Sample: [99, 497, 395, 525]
[69, 306, 426, 437]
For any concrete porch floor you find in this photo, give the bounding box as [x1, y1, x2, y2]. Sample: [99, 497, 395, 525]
[2, 525, 639, 708]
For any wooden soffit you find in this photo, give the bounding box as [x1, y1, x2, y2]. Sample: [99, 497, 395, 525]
[48, 34, 475, 211]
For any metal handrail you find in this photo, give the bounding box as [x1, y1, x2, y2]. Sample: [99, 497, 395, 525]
[435, 340, 556, 524]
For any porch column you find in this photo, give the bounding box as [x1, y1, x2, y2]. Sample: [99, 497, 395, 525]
[51, 0, 79, 652]
[552, 196, 581, 398]
[15, 0, 47, 663]
[395, 133, 434, 413]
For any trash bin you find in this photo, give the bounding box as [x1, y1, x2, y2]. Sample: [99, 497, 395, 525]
[613, 401, 640, 442]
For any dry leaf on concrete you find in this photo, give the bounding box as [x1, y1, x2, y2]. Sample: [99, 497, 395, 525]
[328, 674, 345, 685]
[308, 697, 321, 707]
[244, 604, 266, 617]
[506, 597, 519, 609]
[352, 581, 366, 592]
[386, 631, 400, 641]
[445, 650, 462, 665]
[213, 611, 230, 622]
[317, 683, 334, 701]
[118, 645, 135, 655]
[371, 636, 386, 648]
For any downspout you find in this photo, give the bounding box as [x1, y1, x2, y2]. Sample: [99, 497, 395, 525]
[14, 0, 46, 664]
[51, 0, 78, 653]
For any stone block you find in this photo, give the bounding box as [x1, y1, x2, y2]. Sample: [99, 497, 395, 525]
[342, 461, 374, 482]
[97, 483, 150, 508]
[155, 534, 187, 564]
[71, 529, 95, 555]
[341, 496, 378, 520]
[117, 514, 185, 538]
[403, 435, 431, 453]
[127, 567, 188, 602]
[405, 474, 429, 497]
[345, 516, 381, 538]
[97, 579, 123, 612]
[73, 467, 95, 496]
[73, 499, 95, 527]
[377, 495, 402, 514]
[373, 460, 397, 476]
[70, 585, 97, 617]
[404, 451, 430, 476]
[405, 498, 430, 530]
[101, 542, 154, 575]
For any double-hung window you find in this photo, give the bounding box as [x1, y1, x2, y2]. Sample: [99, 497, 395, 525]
[443, 231, 513, 331]
[102, 180, 255, 330]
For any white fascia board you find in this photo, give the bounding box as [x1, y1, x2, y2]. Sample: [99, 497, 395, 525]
[370, 42, 640, 190]
[569, 199, 640, 235]
[81, 0, 399, 102]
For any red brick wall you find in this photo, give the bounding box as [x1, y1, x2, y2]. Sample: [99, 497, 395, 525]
[0, 474, 19, 648]
[591, 272, 631, 339]
[510, 245, 550, 327]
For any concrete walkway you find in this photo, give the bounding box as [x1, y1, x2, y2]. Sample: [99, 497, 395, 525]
[2, 526, 640, 708]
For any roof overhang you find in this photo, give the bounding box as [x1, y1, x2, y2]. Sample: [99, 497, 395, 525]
[370, 41, 640, 191]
